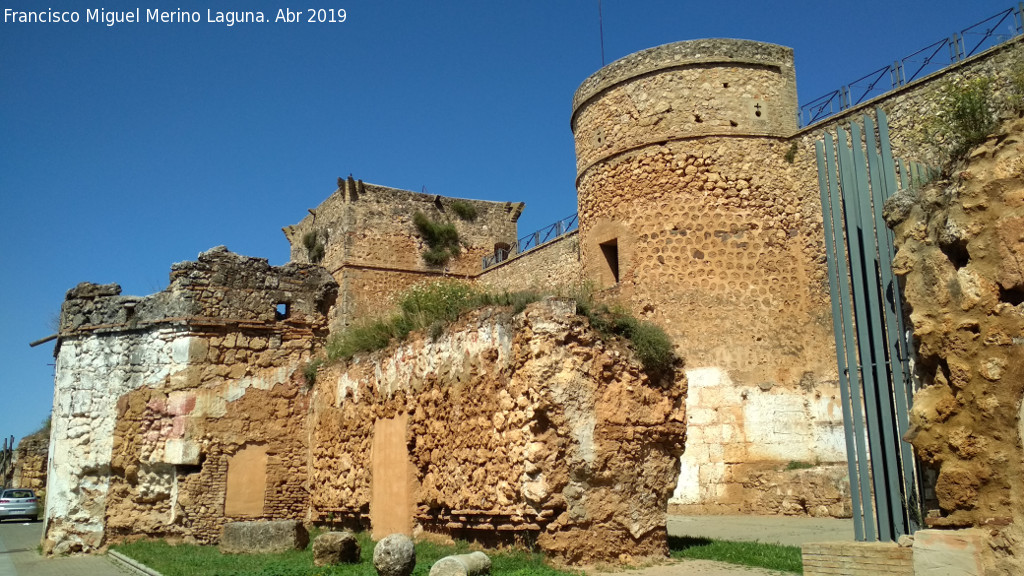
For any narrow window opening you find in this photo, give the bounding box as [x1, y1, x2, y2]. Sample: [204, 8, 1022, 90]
[600, 240, 620, 284]
[693, 114, 703, 123]
[494, 242, 511, 263]
[723, 82, 729, 88]
[276, 302, 290, 320]
[730, 120, 738, 127]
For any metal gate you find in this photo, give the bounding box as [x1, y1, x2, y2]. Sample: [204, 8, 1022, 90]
[815, 109, 938, 541]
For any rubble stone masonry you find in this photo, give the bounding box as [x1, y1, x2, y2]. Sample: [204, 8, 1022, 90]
[309, 300, 686, 564]
[571, 39, 847, 514]
[44, 247, 337, 554]
[283, 178, 522, 328]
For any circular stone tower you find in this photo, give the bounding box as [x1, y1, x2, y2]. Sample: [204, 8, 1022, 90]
[572, 39, 842, 513]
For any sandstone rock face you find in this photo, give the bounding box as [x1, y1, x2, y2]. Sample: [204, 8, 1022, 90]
[887, 117, 1024, 574]
[219, 520, 309, 554]
[313, 531, 361, 566]
[373, 533, 416, 576]
[311, 300, 686, 564]
[429, 552, 491, 576]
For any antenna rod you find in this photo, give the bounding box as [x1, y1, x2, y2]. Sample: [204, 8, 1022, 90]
[598, 0, 606, 66]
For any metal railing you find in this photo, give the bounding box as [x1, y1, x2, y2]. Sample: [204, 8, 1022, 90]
[481, 213, 578, 270]
[800, 3, 1024, 126]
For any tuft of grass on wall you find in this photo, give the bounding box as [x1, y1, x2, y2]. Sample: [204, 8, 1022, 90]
[303, 231, 326, 264]
[449, 200, 479, 222]
[413, 211, 461, 267]
[326, 281, 542, 361]
[572, 295, 675, 375]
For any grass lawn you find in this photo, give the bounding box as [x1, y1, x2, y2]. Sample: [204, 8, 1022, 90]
[112, 531, 577, 576]
[668, 536, 803, 574]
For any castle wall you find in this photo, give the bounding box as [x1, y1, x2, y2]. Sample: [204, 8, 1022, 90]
[283, 179, 522, 327]
[571, 39, 845, 515]
[308, 300, 687, 564]
[475, 231, 581, 294]
[12, 430, 48, 491]
[794, 37, 1024, 168]
[44, 248, 336, 554]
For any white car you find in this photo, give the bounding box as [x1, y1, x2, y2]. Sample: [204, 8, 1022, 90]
[0, 489, 39, 522]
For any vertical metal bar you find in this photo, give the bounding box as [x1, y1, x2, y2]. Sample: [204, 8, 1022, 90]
[833, 128, 878, 540]
[844, 124, 892, 539]
[864, 115, 916, 536]
[817, 140, 867, 541]
[874, 110, 922, 533]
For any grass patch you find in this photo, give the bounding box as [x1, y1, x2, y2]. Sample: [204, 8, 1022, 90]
[327, 281, 542, 361]
[449, 200, 478, 222]
[112, 532, 575, 576]
[669, 536, 803, 574]
[327, 281, 676, 376]
[413, 212, 461, 267]
[573, 297, 675, 375]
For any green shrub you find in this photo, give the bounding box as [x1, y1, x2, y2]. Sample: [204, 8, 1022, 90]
[450, 200, 479, 222]
[785, 460, 815, 470]
[302, 231, 326, 264]
[413, 211, 461, 267]
[938, 78, 997, 159]
[572, 295, 675, 375]
[302, 359, 324, 389]
[784, 141, 798, 164]
[1009, 61, 1024, 114]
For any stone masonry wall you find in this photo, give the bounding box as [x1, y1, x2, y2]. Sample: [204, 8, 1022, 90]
[885, 116, 1024, 573]
[283, 178, 522, 328]
[476, 231, 581, 295]
[45, 247, 337, 554]
[309, 300, 687, 564]
[13, 429, 49, 491]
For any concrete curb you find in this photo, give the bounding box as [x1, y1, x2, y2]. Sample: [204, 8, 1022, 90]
[108, 550, 164, 576]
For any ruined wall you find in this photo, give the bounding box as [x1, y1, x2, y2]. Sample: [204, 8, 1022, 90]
[309, 300, 686, 564]
[45, 247, 336, 554]
[282, 178, 522, 327]
[885, 116, 1024, 573]
[13, 429, 49, 491]
[571, 39, 846, 515]
[476, 231, 581, 294]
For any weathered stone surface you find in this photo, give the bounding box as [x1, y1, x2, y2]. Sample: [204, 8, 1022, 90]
[311, 300, 686, 564]
[219, 520, 309, 554]
[46, 248, 336, 553]
[429, 552, 491, 576]
[313, 531, 360, 566]
[890, 117, 1024, 574]
[373, 533, 415, 576]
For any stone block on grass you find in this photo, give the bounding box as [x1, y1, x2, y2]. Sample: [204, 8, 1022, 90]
[219, 520, 309, 554]
[314, 530, 361, 566]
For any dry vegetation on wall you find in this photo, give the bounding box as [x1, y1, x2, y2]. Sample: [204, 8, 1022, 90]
[412, 212, 462, 267]
[324, 280, 676, 375]
[929, 61, 1024, 164]
[884, 115, 1024, 572]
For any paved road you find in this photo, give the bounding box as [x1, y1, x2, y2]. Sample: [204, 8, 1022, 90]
[668, 514, 856, 547]
[0, 521, 124, 576]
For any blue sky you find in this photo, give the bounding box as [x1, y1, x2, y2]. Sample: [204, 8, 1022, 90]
[0, 0, 1016, 444]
